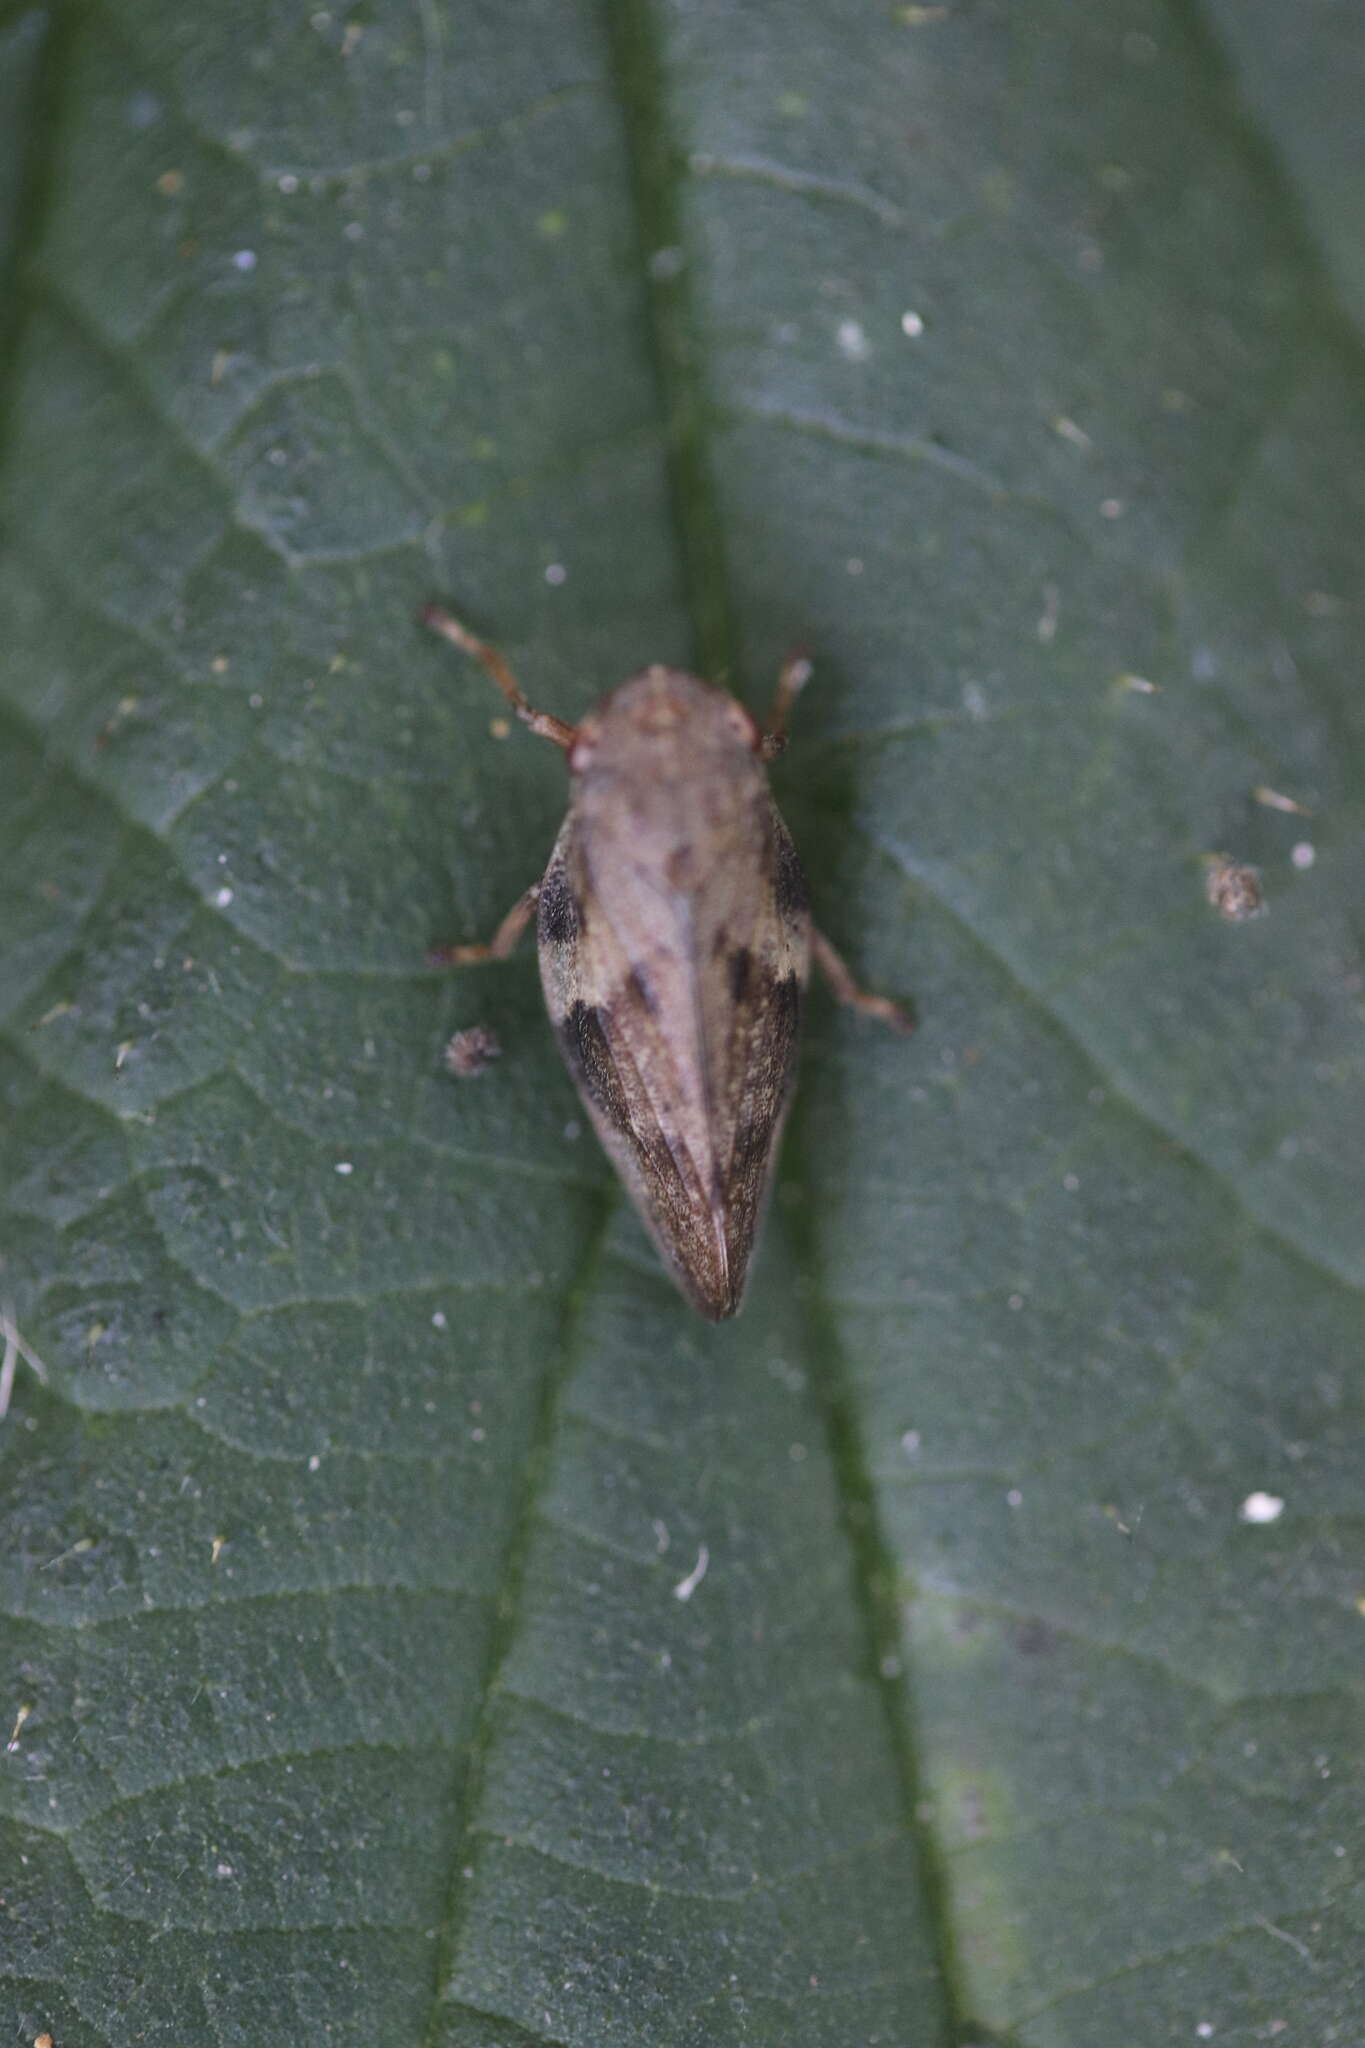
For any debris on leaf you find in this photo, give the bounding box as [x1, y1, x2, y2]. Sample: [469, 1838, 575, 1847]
[444, 1024, 503, 1078]
[1204, 854, 1265, 922]
[0, 1301, 48, 1420]
[1252, 785, 1310, 815]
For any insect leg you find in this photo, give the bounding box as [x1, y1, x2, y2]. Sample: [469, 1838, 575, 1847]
[759, 649, 814, 760]
[421, 604, 577, 750]
[427, 885, 541, 967]
[810, 928, 915, 1034]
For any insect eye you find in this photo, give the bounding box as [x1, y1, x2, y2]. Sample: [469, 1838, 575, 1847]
[568, 724, 598, 773]
[725, 701, 762, 750]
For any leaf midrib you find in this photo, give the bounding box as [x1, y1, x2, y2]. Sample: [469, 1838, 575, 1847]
[596, 1, 971, 2040]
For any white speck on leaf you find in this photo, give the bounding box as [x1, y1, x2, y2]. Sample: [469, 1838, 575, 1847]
[1239, 1491, 1284, 1524]
[334, 1161, 354, 1177]
[1052, 414, 1092, 449]
[1253, 785, 1310, 815]
[673, 1544, 709, 1602]
[544, 562, 567, 586]
[1291, 841, 1316, 870]
[837, 318, 870, 360]
[213, 886, 233, 908]
[900, 309, 924, 337]
[232, 248, 257, 272]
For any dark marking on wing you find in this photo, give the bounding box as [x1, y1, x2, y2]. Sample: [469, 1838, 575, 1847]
[728, 946, 753, 1005]
[774, 828, 810, 920]
[665, 845, 697, 890]
[726, 1117, 775, 1212]
[559, 993, 737, 1317]
[717, 970, 803, 1261]
[559, 998, 676, 1189]
[770, 970, 801, 1044]
[537, 859, 580, 945]
[559, 1000, 620, 1116]
[627, 965, 659, 1017]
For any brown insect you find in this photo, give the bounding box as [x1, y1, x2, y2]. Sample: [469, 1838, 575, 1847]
[424, 605, 912, 1320]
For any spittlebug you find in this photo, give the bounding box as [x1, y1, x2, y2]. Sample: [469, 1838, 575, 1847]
[424, 605, 912, 1320]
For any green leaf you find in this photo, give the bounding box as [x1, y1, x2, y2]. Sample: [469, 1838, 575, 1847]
[1202, 0, 1365, 334]
[2, 4, 1361, 2045]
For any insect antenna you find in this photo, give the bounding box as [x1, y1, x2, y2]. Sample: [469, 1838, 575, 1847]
[759, 649, 814, 759]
